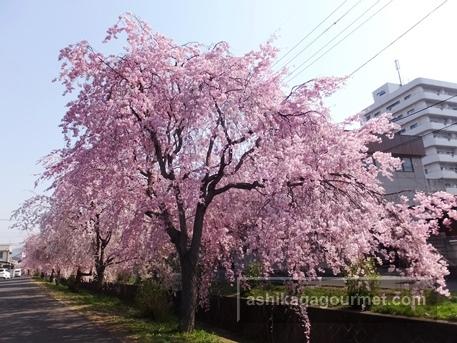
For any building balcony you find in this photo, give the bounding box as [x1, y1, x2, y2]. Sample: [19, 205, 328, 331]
[406, 122, 432, 135]
[390, 92, 424, 114]
[422, 154, 457, 165]
[408, 121, 457, 135]
[422, 135, 457, 148]
[396, 107, 457, 129]
[423, 90, 457, 103]
[429, 122, 457, 133]
[426, 169, 457, 179]
[426, 106, 457, 117]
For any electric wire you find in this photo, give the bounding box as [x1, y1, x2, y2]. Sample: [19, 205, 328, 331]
[287, 0, 394, 82]
[273, 0, 349, 67]
[379, 116, 457, 154]
[391, 93, 457, 123]
[278, 0, 364, 69]
[349, 0, 448, 77]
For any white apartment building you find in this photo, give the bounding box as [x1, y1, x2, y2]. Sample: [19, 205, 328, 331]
[0, 244, 11, 262]
[362, 77, 457, 195]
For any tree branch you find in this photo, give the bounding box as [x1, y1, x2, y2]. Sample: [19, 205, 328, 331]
[214, 180, 263, 195]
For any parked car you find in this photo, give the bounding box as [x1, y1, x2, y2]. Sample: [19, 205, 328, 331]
[14, 269, 21, 277]
[0, 268, 11, 279]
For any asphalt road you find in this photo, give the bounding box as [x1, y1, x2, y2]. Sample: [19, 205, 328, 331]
[0, 277, 122, 343]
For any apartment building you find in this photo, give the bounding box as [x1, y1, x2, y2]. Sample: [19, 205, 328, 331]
[362, 78, 457, 194]
[0, 244, 12, 268]
[362, 78, 457, 269]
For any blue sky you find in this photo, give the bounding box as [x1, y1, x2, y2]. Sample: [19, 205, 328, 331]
[1, 0, 455, 244]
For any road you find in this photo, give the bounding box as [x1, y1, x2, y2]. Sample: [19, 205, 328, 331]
[0, 277, 122, 342]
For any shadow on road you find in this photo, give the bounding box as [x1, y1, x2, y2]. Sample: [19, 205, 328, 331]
[0, 277, 122, 342]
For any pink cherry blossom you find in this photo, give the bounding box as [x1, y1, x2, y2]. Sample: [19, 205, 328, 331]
[15, 14, 457, 333]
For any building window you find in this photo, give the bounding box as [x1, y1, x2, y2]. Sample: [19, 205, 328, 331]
[398, 157, 414, 172]
[406, 108, 415, 115]
[440, 164, 457, 172]
[438, 149, 455, 156]
[404, 94, 411, 100]
[435, 133, 452, 140]
[410, 123, 418, 130]
[373, 111, 380, 117]
[386, 100, 400, 112]
[431, 118, 443, 124]
[377, 90, 386, 96]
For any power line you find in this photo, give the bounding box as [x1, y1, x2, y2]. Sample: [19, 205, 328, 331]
[349, 0, 448, 77]
[380, 116, 457, 154]
[273, 0, 349, 67]
[286, 0, 383, 80]
[278, 0, 364, 70]
[391, 93, 457, 123]
[287, 0, 394, 82]
[364, 92, 457, 126]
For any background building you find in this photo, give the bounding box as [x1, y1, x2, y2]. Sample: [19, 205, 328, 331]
[362, 78, 457, 194]
[0, 244, 13, 269]
[368, 134, 457, 270]
[363, 78, 457, 270]
[368, 134, 429, 202]
[0, 244, 11, 263]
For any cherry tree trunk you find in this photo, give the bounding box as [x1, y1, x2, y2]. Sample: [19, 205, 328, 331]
[94, 265, 105, 291]
[73, 268, 91, 292]
[74, 268, 83, 292]
[56, 269, 61, 285]
[179, 254, 198, 332]
[49, 268, 55, 283]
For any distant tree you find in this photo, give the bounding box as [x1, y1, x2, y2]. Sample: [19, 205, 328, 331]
[15, 157, 139, 288]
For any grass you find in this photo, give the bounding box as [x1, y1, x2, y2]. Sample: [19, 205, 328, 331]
[371, 290, 457, 321]
[243, 283, 457, 322]
[36, 278, 457, 340]
[36, 280, 231, 343]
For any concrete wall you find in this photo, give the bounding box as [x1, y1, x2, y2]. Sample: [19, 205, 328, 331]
[380, 156, 429, 202]
[429, 233, 457, 267]
[199, 296, 457, 343]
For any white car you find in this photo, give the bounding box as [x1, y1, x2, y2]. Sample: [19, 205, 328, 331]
[0, 268, 11, 279]
[13, 269, 21, 277]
